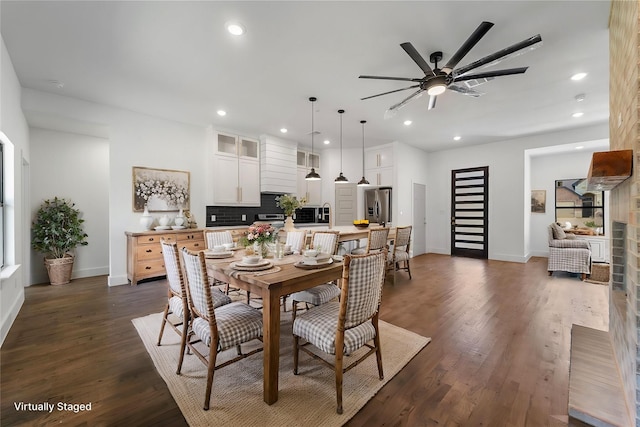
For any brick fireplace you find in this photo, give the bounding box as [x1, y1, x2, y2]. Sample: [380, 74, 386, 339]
[607, 1, 638, 424]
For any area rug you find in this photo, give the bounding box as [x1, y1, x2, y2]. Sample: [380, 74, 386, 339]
[133, 311, 430, 427]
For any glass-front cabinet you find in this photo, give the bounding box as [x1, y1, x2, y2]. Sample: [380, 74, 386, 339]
[212, 132, 260, 206]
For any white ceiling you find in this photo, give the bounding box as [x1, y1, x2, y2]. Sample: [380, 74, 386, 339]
[0, 1, 610, 152]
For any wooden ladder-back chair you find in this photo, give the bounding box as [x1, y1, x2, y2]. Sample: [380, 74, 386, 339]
[285, 229, 307, 254]
[290, 230, 341, 312]
[388, 225, 412, 279]
[179, 247, 263, 410]
[352, 227, 390, 255]
[158, 240, 231, 372]
[293, 250, 387, 414]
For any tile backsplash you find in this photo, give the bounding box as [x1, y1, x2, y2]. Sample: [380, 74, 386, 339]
[206, 193, 281, 227]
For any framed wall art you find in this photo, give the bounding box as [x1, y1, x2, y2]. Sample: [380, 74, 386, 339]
[531, 189, 546, 213]
[132, 166, 190, 212]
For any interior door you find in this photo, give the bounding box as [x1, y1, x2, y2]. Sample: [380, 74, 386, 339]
[412, 183, 426, 255]
[335, 183, 357, 226]
[451, 166, 488, 259]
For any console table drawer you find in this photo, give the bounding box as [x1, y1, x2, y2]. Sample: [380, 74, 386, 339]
[135, 259, 166, 277]
[136, 234, 175, 245]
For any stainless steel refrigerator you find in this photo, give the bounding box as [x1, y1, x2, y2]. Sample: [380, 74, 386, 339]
[365, 187, 392, 225]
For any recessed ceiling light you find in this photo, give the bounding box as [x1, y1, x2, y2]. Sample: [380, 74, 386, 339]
[280, 128, 287, 133]
[572, 112, 584, 118]
[323, 139, 330, 145]
[575, 146, 584, 150]
[453, 136, 461, 141]
[571, 72, 587, 81]
[217, 110, 227, 116]
[403, 120, 412, 126]
[226, 22, 245, 36]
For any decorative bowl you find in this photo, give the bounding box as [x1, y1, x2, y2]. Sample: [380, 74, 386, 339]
[354, 223, 369, 229]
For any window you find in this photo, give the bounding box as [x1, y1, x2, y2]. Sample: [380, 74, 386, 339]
[555, 178, 605, 234]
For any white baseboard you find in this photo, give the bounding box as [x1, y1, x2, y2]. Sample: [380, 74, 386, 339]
[72, 266, 109, 279]
[1, 288, 24, 347]
[108, 274, 129, 287]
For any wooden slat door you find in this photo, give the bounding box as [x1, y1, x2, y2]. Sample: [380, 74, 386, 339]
[451, 166, 488, 259]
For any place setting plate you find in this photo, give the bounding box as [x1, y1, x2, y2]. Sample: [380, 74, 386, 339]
[230, 259, 273, 271]
[204, 250, 234, 259]
[295, 257, 335, 270]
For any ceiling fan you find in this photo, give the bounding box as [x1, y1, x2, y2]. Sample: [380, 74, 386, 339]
[359, 21, 542, 117]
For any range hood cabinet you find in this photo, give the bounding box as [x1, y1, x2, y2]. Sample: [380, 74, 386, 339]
[586, 149, 633, 191]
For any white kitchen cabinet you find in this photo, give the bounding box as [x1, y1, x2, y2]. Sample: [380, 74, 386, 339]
[212, 132, 260, 206]
[296, 149, 322, 205]
[297, 167, 322, 206]
[577, 235, 610, 263]
[365, 144, 394, 187]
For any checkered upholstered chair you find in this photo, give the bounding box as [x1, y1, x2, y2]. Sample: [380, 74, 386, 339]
[203, 230, 241, 296]
[351, 227, 390, 255]
[204, 230, 233, 249]
[290, 230, 341, 312]
[157, 240, 231, 372]
[179, 247, 263, 410]
[547, 223, 591, 280]
[285, 229, 307, 254]
[387, 226, 412, 279]
[293, 250, 387, 414]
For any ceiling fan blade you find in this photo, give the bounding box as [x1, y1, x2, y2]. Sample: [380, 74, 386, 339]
[359, 75, 422, 82]
[452, 34, 542, 78]
[428, 95, 437, 110]
[443, 21, 494, 72]
[389, 88, 425, 110]
[447, 84, 484, 98]
[453, 67, 529, 82]
[361, 84, 420, 100]
[400, 42, 435, 77]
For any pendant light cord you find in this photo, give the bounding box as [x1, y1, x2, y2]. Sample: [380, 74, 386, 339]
[361, 120, 366, 176]
[340, 112, 343, 172]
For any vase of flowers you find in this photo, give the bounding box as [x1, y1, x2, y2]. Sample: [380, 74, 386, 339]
[275, 194, 307, 232]
[241, 224, 277, 258]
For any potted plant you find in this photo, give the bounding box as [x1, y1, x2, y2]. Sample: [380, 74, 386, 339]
[31, 197, 89, 285]
[275, 194, 307, 231]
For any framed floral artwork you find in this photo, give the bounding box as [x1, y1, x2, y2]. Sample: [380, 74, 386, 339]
[132, 166, 190, 212]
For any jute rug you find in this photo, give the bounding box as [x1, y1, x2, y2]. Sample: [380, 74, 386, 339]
[133, 311, 430, 426]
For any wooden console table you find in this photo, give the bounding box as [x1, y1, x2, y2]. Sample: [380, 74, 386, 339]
[125, 228, 205, 285]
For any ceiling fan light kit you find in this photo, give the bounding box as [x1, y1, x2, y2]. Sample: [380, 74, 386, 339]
[359, 21, 542, 114]
[305, 97, 321, 181]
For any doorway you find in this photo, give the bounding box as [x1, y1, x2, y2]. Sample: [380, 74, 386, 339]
[334, 183, 357, 226]
[412, 183, 426, 255]
[450, 166, 488, 259]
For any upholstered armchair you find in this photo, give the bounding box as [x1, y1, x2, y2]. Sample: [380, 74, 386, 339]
[547, 223, 591, 280]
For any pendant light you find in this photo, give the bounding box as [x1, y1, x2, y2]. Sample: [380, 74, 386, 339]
[357, 120, 370, 186]
[305, 97, 321, 181]
[334, 109, 349, 183]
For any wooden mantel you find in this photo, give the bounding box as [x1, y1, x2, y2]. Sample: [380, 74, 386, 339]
[586, 149, 633, 191]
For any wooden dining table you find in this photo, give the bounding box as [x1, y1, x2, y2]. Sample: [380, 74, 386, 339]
[205, 251, 344, 405]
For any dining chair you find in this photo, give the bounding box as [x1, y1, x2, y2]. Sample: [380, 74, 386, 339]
[285, 229, 307, 254]
[157, 240, 231, 348]
[290, 230, 341, 312]
[388, 225, 412, 279]
[292, 250, 387, 414]
[203, 230, 242, 297]
[178, 247, 264, 410]
[204, 230, 234, 249]
[351, 227, 390, 255]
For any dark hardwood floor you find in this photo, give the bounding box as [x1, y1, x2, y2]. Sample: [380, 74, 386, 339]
[1, 254, 607, 426]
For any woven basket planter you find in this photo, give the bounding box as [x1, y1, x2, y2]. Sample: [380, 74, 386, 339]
[590, 262, 610, 283]
[44, 254, 75, 285]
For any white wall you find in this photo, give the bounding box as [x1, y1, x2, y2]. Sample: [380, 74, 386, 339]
[22, 89, 208, 286]
[426, 124, 609, 262]
[0, 36, 30, 345]
[29, 128, 109, 284]
[528, 147, 608, 257]
[395, 141, 429, 228]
